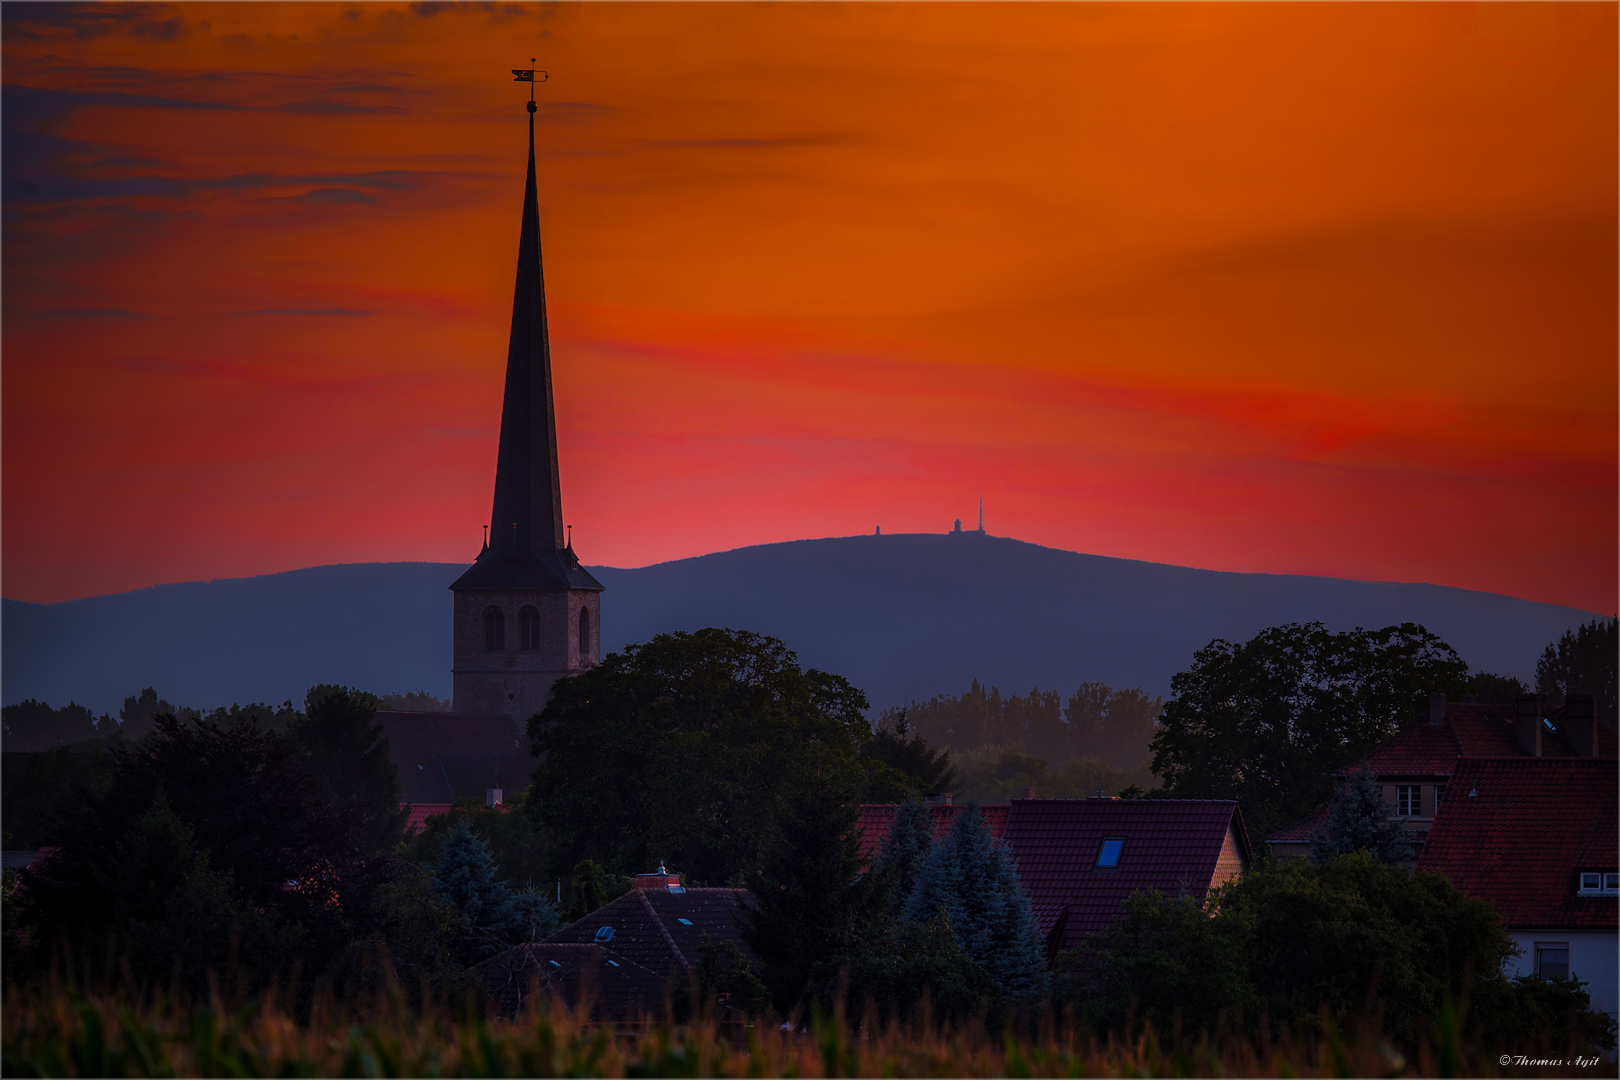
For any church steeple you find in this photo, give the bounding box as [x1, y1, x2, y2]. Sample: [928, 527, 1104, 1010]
[451, 87, 601, 595]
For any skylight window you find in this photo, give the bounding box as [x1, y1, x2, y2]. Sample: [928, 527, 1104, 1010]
[1096, 838, 1125, 869]
[678, 918, 693, 925]
[594, 926, 614, 942]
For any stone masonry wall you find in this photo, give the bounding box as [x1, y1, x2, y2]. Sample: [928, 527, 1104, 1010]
[452, 589, 600, 721]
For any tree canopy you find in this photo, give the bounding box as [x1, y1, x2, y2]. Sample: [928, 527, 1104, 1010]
[1149, 622, 1469, 839]
[903, 679, 1161, 768]
[528, 628, 918, 884]
[1058, 853, 1613, 1055]
[1536, 617, 1618, 719]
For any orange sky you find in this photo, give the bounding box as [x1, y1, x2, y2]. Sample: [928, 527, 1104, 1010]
[3, 2, 1615, 612]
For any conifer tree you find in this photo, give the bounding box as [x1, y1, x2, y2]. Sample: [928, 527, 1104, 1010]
[737, 767, 892, 1015]
[875, 800, 935, 916]
[1309, 764, 1412, 865]
[903, 803, 1050, 1003]
[432, 820, 524, 961]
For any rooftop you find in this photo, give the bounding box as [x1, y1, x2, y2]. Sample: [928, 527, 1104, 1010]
[1000, 798, 1250, 956]
[1416, 756, 1618, 930]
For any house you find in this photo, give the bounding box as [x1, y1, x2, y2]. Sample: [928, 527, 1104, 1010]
[474, 867, 758, 1020]
[1270, 694, 1616, 861]
[854, 795, 1250, 964]
[1416, 756, 1618, 1025]
[1000, 798, 1250, 962]
[399, 787, 516, 838]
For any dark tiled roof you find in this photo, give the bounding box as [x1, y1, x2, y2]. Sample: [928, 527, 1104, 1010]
[1000, 798, 1248, 954]
[1268, 802, 1332, 845]
[380, 711, 531, 804]
[541, 886, 758, 981]
[855, 803, 1009, 863]
[474, 943, 665, 1021]
[1416, 757, 1618, 929]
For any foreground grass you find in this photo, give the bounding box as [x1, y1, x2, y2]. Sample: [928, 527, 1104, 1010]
[0, 981, 1596, 1078]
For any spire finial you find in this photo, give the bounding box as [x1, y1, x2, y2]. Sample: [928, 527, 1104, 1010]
[512, 59, 547, 114]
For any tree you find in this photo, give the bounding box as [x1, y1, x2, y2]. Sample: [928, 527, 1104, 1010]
[292, 685, 406, 855]
[865, 708, 957, 797]
[398, 797, 549, 893]
[431, 820, 526, 963]
[1218, 853, 1518, 1041]
[529, 629, 880, 885]
[902, 804, 1049, 1005]
[1310, 765, 1412, 865]
[18, 712, 381, 994]
[117, 687, 190, 741]
[671, 934, 774, 1023]
[0, 699, 106, 750]
[564, 859, 610, 922]
[1064, 683, 1162, 768]
[737, 767, 892, 1015]
[875, 801, 935, 917]
[1537, 617, 1618, 719]
[1150, 622, 1470, 840]
[1055, 889, 1252, 1038]
[1055, 854, 1584, 1051]
[806, 912, 996, 1029]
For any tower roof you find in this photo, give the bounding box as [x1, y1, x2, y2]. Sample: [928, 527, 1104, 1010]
[453, 101, 601, 593]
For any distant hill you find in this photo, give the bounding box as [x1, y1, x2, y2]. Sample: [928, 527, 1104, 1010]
[2, 533, 1599, 717]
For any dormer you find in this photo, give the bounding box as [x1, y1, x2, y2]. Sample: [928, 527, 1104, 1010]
[1576, 871, 1619, 896]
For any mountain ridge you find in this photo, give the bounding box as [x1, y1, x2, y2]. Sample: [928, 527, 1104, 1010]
[2, 533, 1597, 716]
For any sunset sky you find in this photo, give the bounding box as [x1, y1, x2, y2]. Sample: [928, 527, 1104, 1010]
[3, 2, 1615, 613]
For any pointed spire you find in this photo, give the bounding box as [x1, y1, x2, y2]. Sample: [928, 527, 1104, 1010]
[452, 92, 601, 595]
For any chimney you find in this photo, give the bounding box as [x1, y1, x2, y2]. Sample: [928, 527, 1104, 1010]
[1022, 787, 1036, 800]
[1515, 694, 1543, 757]
[1428, 692, 1447, 727]
[486, 787, 503, 807]
[1565, 695, 1598, 757]
[633, 861, 681, 891]
[925, 793, 952, 807]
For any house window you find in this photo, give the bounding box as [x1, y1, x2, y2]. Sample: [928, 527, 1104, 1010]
[1397, 786, 1420, 816]
[578, 606, 590, 659]
[1434, 785, 1446, 811]
[1578, 872, 1620, 896]
[518, 606, 540, 651]
[483, 606, 505, 651]
[1095, 838, 1125, 869]
[1535, 943, 1569, 979]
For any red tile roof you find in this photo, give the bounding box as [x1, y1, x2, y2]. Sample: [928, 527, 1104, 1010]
[1416, 757, 1618, 930]
[402, 803, 453, 835]
[1268, 706, 1616, 843]
[1000, 798, 1249, 954]
[398, 800, 517, 836]
[855, 803, 1009, 863]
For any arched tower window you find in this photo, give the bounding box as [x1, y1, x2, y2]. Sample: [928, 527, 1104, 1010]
[578, 606, 590, 661]
[483, 606, 505, 651]
[519, 606, 540, 651]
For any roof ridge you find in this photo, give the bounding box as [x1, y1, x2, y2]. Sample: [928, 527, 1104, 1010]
[637, 889, 689, 970]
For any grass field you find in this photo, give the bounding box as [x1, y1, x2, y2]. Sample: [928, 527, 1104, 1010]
[3, 976, 1600, 1078]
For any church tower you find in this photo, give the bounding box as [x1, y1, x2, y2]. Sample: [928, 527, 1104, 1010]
[450, 87, 602, 722]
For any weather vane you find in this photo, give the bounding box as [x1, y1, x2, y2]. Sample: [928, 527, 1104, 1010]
[512, 58, 548, 113]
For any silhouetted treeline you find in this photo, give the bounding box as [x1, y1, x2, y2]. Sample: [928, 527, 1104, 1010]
[898, 680, 1160, 767]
